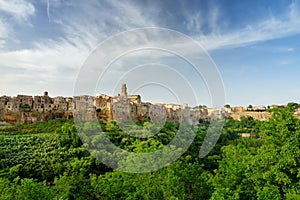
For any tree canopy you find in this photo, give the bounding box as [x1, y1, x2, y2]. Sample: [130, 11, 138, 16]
[0, 107, 299, 199]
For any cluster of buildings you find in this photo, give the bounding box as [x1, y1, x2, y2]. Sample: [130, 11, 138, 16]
[73, 84, 211, 124]
[0, 91, 73, 124]
[0, 84, 275, 125]
[0, 91, 72, 113]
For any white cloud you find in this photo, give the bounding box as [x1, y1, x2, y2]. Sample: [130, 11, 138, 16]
[207, 2, 220, 33]
[185, 11, 202, 34]
[46, 0, 50, 21]
[195, 2, 300, 51]
[0, 17, 9, 47]
[1, 0, 300, 99]
[0, 0, 35, 48]
[0, 0, 35, 20]
[0, 39, 88, 96]
[0, 41, 87, 71]
[0, 0, 158, 96]
[0, 18, 8, 37]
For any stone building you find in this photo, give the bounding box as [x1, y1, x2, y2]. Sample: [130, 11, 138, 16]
[73, 95, 95, 121]
[149, 104, 167, 123]
[17, 95, 33, 109]
[94, 94, 112, 121]
[0, 83, 277, 125]
[41, 91, 54, 112]
[231, 106, 245, 112]
[6, 97, 20, 111]
[121, 83, 127, 97]
[128, 95, 141, 104]
[53, 96, 68, 111]
[32, 91, 54, 112]
[136, 102, 151, 121]
[111, 96, 132, 122]
[109, 84, 143, 122]
[33, 96, 42, 112]
[0, 96, 10, 109]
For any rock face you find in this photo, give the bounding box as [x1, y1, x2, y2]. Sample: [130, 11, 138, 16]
[229, 111, 271, 121]
[0, 109, 71, 125]
[2, 111, 19, 124]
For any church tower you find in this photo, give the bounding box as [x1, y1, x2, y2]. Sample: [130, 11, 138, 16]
[121, 83, 127, 97]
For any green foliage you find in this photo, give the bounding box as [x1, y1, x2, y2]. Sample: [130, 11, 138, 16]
[20, 104, 31, 109]
[0, 108, 299, 199]
[91, 160, 211, 200]
[56, 121, 82, 148]
[256, 186, 281, 200]
[195, 105, 207, 109]
[0, 177, 57, 200]
[0, 118, 67, 135]
[212, 108, 300, 199]
[287, 102, 299, 111]
[224, 104, 231, 108]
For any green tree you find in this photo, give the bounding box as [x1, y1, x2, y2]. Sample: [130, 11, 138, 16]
[255, 108, 300, 198]
[287, 102, 298, 112]
[224, 104, 231, 109]
[56, 122, 82, 148]
[212, 108, 300, 199]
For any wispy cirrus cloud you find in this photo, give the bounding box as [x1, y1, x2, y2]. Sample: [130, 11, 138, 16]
[0, 0, 35, 20]
[0, 0, 158, 96]
[0, 17, 9, 48]
[195, 1, 300, 50]
[0, 0, 35, 48]
[1, 0, 300, 104]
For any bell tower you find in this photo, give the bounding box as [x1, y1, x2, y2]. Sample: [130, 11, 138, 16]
[121, 83, 127, 97]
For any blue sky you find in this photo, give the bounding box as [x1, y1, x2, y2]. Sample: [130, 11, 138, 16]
[0, 0, 300, 107]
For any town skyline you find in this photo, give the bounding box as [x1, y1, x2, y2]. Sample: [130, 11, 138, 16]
[1, 83, 279, 126]
[0, 84, 297, 108]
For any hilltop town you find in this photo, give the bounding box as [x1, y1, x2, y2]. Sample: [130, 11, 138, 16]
[0, 84, 297, 125]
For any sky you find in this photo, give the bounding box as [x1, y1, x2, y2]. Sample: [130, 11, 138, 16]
[0, 0, 300, 107]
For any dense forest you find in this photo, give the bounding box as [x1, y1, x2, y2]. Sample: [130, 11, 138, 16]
[0, 106, 299, 199]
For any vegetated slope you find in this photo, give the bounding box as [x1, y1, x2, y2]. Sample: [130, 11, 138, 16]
[0, 107, 299, 199]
